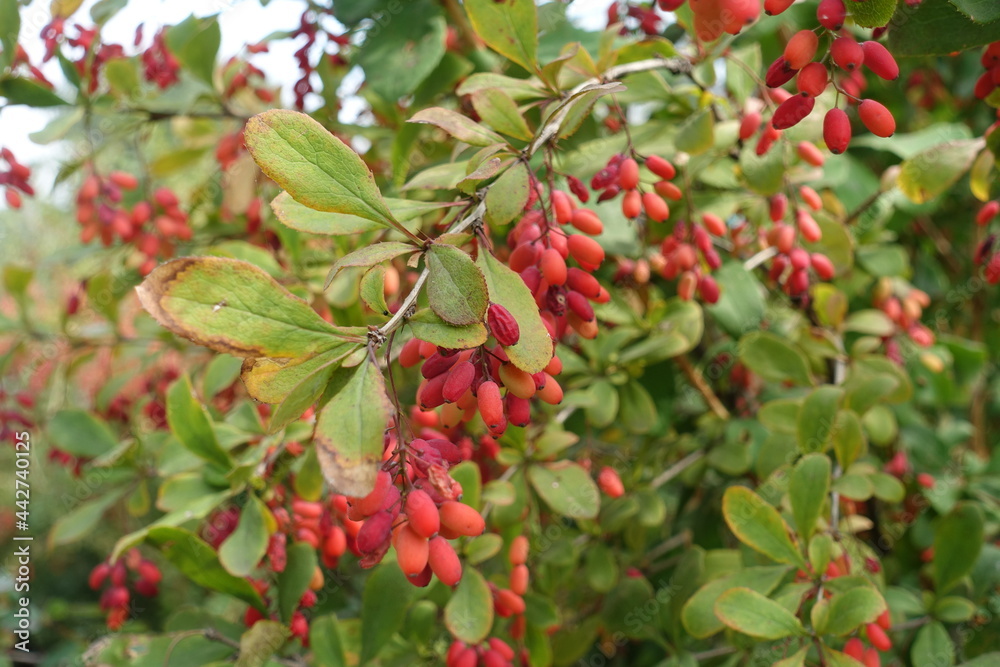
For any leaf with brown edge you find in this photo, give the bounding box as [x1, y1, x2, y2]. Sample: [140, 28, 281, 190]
[244, 109, 397, 226]
[722, 486, 807, 569]
[241, 343, 360, 404]
[408, 107, 506, 147]
[314, 359, 392, 497]
[137, 257, 344, 359]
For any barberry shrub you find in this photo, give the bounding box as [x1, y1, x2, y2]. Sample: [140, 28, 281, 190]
[3, 0, 1000, 665]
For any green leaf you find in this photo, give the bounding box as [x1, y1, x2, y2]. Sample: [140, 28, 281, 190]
[527, 461, 600, 519]
[328, 241, 418, 286]
[844, 310, 897, 337]
[278, 542, 318, 622]
[817, 587, 887, 636]
[822, 647, 867, 667]
[934, 503, 984, 594]
[90, 0, 127, 24]
[146, 527, 265, 610]
[797, 387, 844, 454]
[361, 563, 415, 663]
[355, 0, 447, 101]
[245, 110, 397, 226]
[738, 332, 813, 386]
[219, 495, 270, 577]
[235, 620, 289, 667]
[889, 1, 1000, 55]
[476, 250, 552, 373]
[465, 0, 539, 73]
[675, 108, 715, 155]
[706, 262, 765, 337]
[241, 344, 358, 404]
[426, 244, 489, 326]
[714, 587, 805, 640]
[49, 488, 128, 546]
[850, 0, 898, 27]
[788, 454, 831, 541]
[137, 257, 344, 359]
[0, 0, 20, 70]
[870, 472, 905, 503]
[950, 0, 1000, 24]
[722, 486, 806, 568]
[48, 409, 118, 458]
[759, 399, 801, 435]
[485, 162, 531, 228]
[167, 375, 231, 468]
[618, 380, 658, 434]
[897, 139, 985, 204]
[619, 300, 704, 363]
[407, 309, 489, 349]
[0, 77, 68, 106]
[472, 88, 533, 141]
[774, 647, 809, 667]
[913, 621, 955, 667]
[164, 14, 220, 86]
[681, 565, 791, 638]
[726, 43, 762, 105]
[408, 107, 506, 147]
[309, 615, 347, 667]
[833, 473, 874, 501]
[457, 73, 546, 101]
[934, 596, 976, 623]
[585, 543, 619, 593]
[445, 567, 494, 643]
[203, 355, 243, 398]
[360, 265, 390, 316]
[270, 192, 442, 236]
[314, 360, 392, 497]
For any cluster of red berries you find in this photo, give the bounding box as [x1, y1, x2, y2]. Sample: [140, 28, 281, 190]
[842, 609, 894, 667]
[141, 29, 181, 89]
[974, 201, 1000, 284]
[506, 185, 609, 341]
[871, 280, 935, 358]
[221, 57, 274, 104]
[607, 2, 662, 36]
[288, 12, 352, 109]
[76, 173, 191, 275]
[0, 148, 33, 210]
[401, 313, 563, 438]
[244, 570, 323, 644]
[974, 43, 1000, 100]
[446, 637, 520, 667]
[88, 549, 162, 630]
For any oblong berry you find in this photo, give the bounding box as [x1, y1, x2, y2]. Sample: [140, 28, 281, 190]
[622, 189, 642, 218]
[570, 208, 603, 235]
[439, 501, 485, 537]
[509, 535, 529, 565]
[797, 141, 825, 167]
[551, 190, 573, 224]
[487, 303, 520, 347]
[540, 247, 567, 286]
[442, 361, 476, 403]
[506, 394, 531, 427]
[739, 112, 762, 140]
[349, 470, 392, 517]
[499, 363, 536, 399]
[823, 107, 852, 154]
[428, 536, 462, 586]
[356, 511, 393, 554]
[784, 30, 818, 70]
[698, 275, 720, 304]
[859, 99, 896, 138]
[477, 381, 504, 429]
[796, 62, 828, 97]
[816, 0, 846, 30]
[772, 94, 815, 130]
[567, 267, 601, 298]
[567, 234, 605, 267]
[618, 158, 639, 190]
[810, 253, 835, 280]
[831, 37, 864, 72]
[764, 0, 795, 15]
[642, 192, 670, 222]
[861, 41, 899, 81]
[645, 155, 676, 180]
[404, 489, 440, 538]
[765, 56, 796, 88]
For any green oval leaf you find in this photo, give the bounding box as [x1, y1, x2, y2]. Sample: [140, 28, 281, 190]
[167, 375, 232, 468]
[464, 0, 538, 73]
[278, 542, 318, 622]
[445, 567, 494, 643]
[817, 586, 887, 636]
[714, 587, 805, 640]
[426, 244, 489, 326]
[934, 503, 984, 594]
[362, 563, 416, 663]
[788, 454, 831, 541]
[797, 387, 844, 454]
[527, 461, 600, 519]
[219, 495, 271, 578]
[484, 161, 531, 228]
[407, 309, 489, 349]
[408, 107, 506, 147]
[48, 409, 118, 458]
[681, 565, 791, 639]
[722, 486, 806, 568]
[738, 331, 813, 386]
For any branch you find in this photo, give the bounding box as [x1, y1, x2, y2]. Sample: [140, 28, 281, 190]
[675, 355, 730, 420]
[743, 245, 778, 271]
[651, 450, 704, 489]
[201, 628, 306, 667]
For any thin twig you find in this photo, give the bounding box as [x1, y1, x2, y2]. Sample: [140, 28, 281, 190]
[651, 450, 705, 489]
[743, 245, 778, 271]
[675, 355, 731, 420]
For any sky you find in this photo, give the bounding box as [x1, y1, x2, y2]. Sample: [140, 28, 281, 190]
[0, 0, 610, 197]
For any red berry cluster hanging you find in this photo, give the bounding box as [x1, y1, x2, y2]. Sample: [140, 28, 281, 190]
[0, 148, 33, 209]
[974, 42, 1000, 100]
[88, 549, 162, 630]
[871, 281, 935, 357]
[142, 29, 181, 89]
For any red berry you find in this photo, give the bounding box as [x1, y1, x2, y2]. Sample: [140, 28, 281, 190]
[772, 94, 815, 130]
[917, 473, 936, 489]
[861, 41, 900, 81]
[823, 108, 852, 154]
[356, 511, 393, 554]
[784, 30, 819, 70]
[702, 213, 727, 236]
[618, 158, 639, 190]
[428, 536, 462, 586]
[831, 37, 864, 72]
[863, 648, 882, 667]
[395, 525, 430, 576]
[817, 0, 846, 30]
[797, 141, 825, 167]
[645, 155, 676, 180]
[551, 190, 573, 224]
[765, 56, 797, 88]
[642, 192, 670, 222]
[510, 564, 529, 595]
[597, 466, 625, 497]
[876, 608, 892, 630]
[622, 189, 642, 218]
[570, 208, 603, 235]
[567, 234, 605, 267]
[404, 489, 440, 538]
[739, 112, 762, 140]
[509, 535, 529, 565]
[488, 303, 520, 347]
[859, 99, 896, 138]
[442, 361, 476, 403]
[977, 200, 1000, 226]
[844, 638, 865, 660]
[439, 501, 485, 537]
[797, 62, 828, 97]
[477, 381, 504, 429]
[540, 247, 568, 286]
[764, 0, 795, 15]
[866, 623, 892, 652]
[810, 253, 835, 280]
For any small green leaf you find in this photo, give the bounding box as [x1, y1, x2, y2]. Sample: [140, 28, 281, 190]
[278, 542, 318, 622]
[314, 360, 392, 497]
[245, 110, 397, 226]
[722, 486, 806, 568]
[527, 461, 600, 519]
[738, 332, 813, 386]
[950, 0, 1000, 24]
[167, 375, 231, 468]
[146, 527, 265, 610]
[934, 503, 984, 594]
[360, 265, 390, 315]
[870, 472, 905, 503]
[681, 565, 791, 638]
[409, 107, 505, 147]
[675, 108, 715, 155]
[618, 380, 658, 434]
[477, 250, 552, 373]
[788, 454, 831, 541]
[48, 409, 118, 458]
[407, 309, 489, 349]
[898, 139, 985, 204]
[0, 0, 21, 71]
[309, 615, 347, 667]
[850, 0, 898, 27]
[485, 162, 531, 228]
[361, 564, 415, 663]
[797, 387, 844, 454]
[833, 473, 874, 501]
[714, 587, 805, 639]
[241, 344, 358, 404]
[471, 88, 533, 141]
[137, 257, 344, 359]
[268, 361, 339, 434]
[706, 262, 765, 337]
[0, 77, 68, 106]
[817, 586, 886, 636]
[913, 621, 955, 667]
[445, 567, 494, 644]
[774, 647, 809, 667]
[165, 14, 220, 85]
[464, 0, 539, 73]
[270, 192, 442, 236]
[426, 244, 489, 326]
[49, 488, 128, 546]
[219, 495, 270, 577]
[235, 620, 289, 667]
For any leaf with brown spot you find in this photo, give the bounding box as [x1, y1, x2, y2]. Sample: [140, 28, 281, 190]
[137, 257, 344, 359]
[314, 359, 392, 497]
